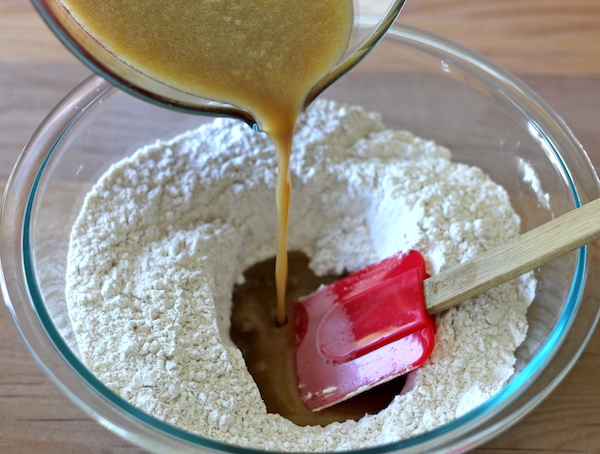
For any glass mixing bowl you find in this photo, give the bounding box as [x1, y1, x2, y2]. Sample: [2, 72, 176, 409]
[2, 25, 600, 453]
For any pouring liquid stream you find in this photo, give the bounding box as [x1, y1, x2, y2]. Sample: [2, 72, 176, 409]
[59, 0, 355, 325]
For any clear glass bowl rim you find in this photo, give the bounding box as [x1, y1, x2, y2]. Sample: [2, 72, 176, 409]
[1, 24, 599, 454]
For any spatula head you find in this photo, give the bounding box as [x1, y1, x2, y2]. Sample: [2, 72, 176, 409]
[294, 250, 436, 412]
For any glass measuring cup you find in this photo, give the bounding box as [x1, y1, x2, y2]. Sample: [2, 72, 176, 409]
[31, 0, 407, 128]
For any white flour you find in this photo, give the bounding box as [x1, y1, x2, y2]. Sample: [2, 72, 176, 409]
[66, 99, 534, 451]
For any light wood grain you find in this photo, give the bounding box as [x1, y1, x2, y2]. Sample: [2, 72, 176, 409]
[1, 0, 599, 453]
[425, 198, 600, 313]
[399, 0, 600, 76]
[0, 0, 76, 63]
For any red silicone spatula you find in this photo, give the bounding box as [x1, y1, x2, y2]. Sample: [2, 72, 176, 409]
[295, 197, 600, 412]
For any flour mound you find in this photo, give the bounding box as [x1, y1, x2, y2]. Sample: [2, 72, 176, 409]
[66, 99, 534, 451]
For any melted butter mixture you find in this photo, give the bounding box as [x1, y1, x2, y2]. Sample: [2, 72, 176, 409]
[60, 0, 352, 128]
[61, 0, 353, 324]
[230, 252, 405, 426]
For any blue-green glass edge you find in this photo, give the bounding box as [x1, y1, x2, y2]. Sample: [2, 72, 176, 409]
[20, 117, 246, 453]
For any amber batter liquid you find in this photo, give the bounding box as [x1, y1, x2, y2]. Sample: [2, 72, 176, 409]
[61, 0, 354, 325]
[231, 252, 405, 426]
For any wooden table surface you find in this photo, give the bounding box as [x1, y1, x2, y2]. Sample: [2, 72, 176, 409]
[1, 0, 599, 452]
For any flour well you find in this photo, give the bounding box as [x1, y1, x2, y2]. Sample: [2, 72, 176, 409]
[66, 100, 534, 451]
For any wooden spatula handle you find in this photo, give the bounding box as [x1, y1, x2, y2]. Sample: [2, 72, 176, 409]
[424, 197, 600, 314]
